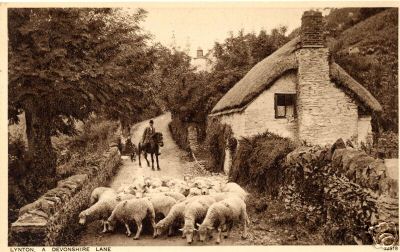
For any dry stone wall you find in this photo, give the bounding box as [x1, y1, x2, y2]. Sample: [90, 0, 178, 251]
[280, 140, 398, 244]
[10, 145, 121, 246]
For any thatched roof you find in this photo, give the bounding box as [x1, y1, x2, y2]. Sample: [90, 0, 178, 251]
[211, 37, 300, 115]
[210, 37, 382, 115]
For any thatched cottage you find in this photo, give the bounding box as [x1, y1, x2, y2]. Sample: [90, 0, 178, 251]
[209, 10, 382, 146]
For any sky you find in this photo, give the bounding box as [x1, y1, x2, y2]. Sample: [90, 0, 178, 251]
[130, 5, 311, 58]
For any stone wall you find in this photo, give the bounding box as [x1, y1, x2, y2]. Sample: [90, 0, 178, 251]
[296, 47, 359, 145]
[244, 71, 298, 139]
[10, 145, 121, 246]
[187, 124, 207, 171]
[281, 141, 398, 244]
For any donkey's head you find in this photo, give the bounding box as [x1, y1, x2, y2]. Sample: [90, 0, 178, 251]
[152, 132, 164, 147]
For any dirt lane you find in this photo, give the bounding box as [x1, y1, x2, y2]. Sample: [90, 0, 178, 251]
[77, 112, 246, 246]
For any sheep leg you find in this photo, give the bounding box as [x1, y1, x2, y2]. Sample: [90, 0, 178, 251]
[149, 208, 157, 238]
[101, 220, 108, 233]
[151, 219, 157, 238]
[208, 229, 213, 239]
[225, 221, 234, 238]
[134, 222, 143, 240]
[241, 210, 249, 239]
[125, 223, 132, 237]
[168, 226, 173, 236]
[216, 226, 222, 244]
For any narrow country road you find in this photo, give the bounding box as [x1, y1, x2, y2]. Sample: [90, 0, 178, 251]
[78, 112, 193, 245]
[76, 112, 283, 246]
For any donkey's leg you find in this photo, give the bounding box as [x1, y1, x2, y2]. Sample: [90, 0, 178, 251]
[151, 153, 155, 170]
[138, 144, 142, 167]
[156, 153, 160, 170]
[144, 152, 150, 167]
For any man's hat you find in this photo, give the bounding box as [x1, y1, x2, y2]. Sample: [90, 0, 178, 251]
[149, 120, 154, 124]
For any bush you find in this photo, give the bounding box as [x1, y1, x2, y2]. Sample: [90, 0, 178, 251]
[229, 131, 295, 196]
[374, 131, 398, 158]
[8, 133, 29, 225]
[361, 131, 399, 158]
[53, 117, 119, 178]
[205, 120, 233, 172]
[168, 118, 190, 151]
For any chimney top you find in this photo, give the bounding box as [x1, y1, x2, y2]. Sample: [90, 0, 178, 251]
[301, 10, 324, 48]
[196, 47, 204, 58]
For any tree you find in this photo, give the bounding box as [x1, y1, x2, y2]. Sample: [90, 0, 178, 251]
[8, 8, 158, 196]
[166, 27, 291, 139]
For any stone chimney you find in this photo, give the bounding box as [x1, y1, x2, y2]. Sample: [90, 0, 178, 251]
[197, 47, 204, 58]
[300, 10, 324, 47]
[295, 10, 358, 145]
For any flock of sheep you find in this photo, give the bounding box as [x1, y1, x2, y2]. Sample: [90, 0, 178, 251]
[78, 176, 249, 244]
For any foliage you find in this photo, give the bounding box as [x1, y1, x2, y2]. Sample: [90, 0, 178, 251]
[168, 119, 190, 151]
[281, 146, 382, 245]
[8, 133, 30, 214]
[324, 8, 389, 37]
[8, 8, 161, 197]
[362, 131, 399, 158]
[229, 131, 295, 195]
[329, 8, 398, 132]
[166, 27, 290, 130]
[8, 8, 158, 128]
[54, 117, 119, 178]
[204, 120, 233, 173]
[9, 147, 121, 246]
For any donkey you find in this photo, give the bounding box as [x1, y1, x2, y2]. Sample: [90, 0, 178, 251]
[138, 132, 164, 170]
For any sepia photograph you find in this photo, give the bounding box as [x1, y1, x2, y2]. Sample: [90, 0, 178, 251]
[4, 1, 399, 248]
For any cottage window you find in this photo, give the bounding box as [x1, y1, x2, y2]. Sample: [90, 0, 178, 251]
[274, 93, 296, 119]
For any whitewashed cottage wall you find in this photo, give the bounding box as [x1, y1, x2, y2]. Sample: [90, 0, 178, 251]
[358, 116, 372, 144]
[244, 71, 297, 139]
[218, 112, 245, 138]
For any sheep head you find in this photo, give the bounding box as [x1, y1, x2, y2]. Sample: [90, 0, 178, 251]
[197, 223, 213, 242]
[179, 226, 198, 244]
[155, 221, 167, 236]
[78, 211, 87, 225]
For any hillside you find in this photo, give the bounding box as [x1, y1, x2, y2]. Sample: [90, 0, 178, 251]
[328, 8, 398, 132]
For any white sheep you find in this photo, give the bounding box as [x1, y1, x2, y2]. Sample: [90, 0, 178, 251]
[116, 192, 136, 202]
[154, 201, 187, 237]
[221, 182, 248, 200]
[180, 195, 216, 244]
[209, 181, 222, 192]
[144, 177, 163, 189]
[79, 189, 118, 232]
[107, 198, 156, 240]
[144, 191, 186, 202]
[197, 196, 249, 244]
[145, 195, 177, 220]
[166, 178, 188, 193]
[164, 191, 186, 202]
[116, 176, 147, 198]
[209, 192, 243, 202]
[89, 187, 114, 205]
[170, 183, 190, 196]
[188, 187, 202, 197]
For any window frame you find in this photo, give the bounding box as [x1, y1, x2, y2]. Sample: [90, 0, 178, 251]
[274, 93, 297, 119]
